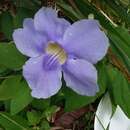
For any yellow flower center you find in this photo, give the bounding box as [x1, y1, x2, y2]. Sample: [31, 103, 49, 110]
[46, 42, 67, 64]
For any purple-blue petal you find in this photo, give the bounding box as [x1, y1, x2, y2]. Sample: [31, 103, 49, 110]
[13, 18, 48, 57]
[34, 7, 70, 42]
[23, 54, 62, 99]
[62, 19, 109, 64]
[63, 58, 99, 96]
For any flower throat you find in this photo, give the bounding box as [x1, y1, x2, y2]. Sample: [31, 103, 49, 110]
[46, 42, 67, 65]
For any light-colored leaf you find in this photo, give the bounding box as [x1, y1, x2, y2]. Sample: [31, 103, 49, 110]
[94, 93, 112, 130]
[109, 106, 130, 130]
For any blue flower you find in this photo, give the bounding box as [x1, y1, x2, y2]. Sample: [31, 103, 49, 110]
[13, 7, 109, 98]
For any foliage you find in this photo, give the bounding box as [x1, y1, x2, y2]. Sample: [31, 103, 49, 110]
[0, 0, 130, 129]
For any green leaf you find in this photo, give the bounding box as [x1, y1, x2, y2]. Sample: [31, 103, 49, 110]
[27, 110, 41, 126]
[12, 0, 40, 10]
[40, 120, 50, 130]
[104, 0, 130, 26]
[0, 112, 31, 130]
[63, 87, 96, 111]
[13, 7, 34, 28]
[0, 76, 22, 100]
[97, 61, 108, 94]
[42, 106, 58, 120]
[108, 27, 130, 73]
[31, 99, 50, 111]
[4, 100, 11, 112]
[0, 64, 7, 74]
[0, 43, 26, 70]
[57, 0, 82, 21]
[0, 11, 13, 40]
[10, 80, 33, 115]
[107, 66, 130, 118]
[58, 0, 111, 28]
[120, 0, 129, 6]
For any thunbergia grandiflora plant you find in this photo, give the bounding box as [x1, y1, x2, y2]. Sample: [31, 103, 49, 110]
[13, 7, 109, 98]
